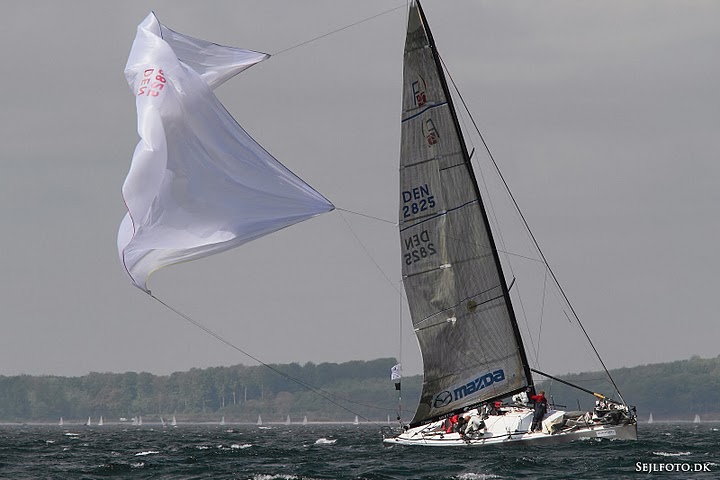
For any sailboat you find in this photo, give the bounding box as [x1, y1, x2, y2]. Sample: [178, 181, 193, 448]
[86, 416, 92, 426]
[171, 415, 177, 427]
[648, 413, 654, 424]
[160, 416, 166, 427]
[694, 414, 701, 423]
[382, 1, 637, 447]
[220, 416, 226, 425]
[59, 417, 63, 426]
[118, 1, 637, 449]
[285, 415, 291, 425]
[138, 415, 143, 426]
[257, 415, 263, 426]
[98, 416, 104, 426]
[353, 415, 359, 426]
[303, 416, 308, 425]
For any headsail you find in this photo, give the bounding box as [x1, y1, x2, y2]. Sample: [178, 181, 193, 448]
[400, 1, 532, 426]
[119, 13, 334, 292]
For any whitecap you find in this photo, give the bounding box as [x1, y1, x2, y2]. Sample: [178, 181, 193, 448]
[314, 438, 337, 445]
[130, 462, 145, 468]
[653, 451, 691, 457]
[134, 450, 160, 456]
[252, 476, 299, 480]
[457, 474, 502, 480]
[196, 445, 211, 450]
[231, 444, 252, 449]
[64, 432, 80, 436]
[45, 440, 55, 444]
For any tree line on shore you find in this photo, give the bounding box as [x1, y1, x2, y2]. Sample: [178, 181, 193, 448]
[0, 355, 718, 423]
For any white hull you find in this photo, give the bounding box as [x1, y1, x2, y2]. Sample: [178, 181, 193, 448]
[384, 407, 637, 447]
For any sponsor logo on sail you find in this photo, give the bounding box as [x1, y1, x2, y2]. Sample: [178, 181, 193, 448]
[432, 369, 506, 408]
[433, 390, 453, 408]
[412, 76, 427, 107]
[423, 118, 439, 146]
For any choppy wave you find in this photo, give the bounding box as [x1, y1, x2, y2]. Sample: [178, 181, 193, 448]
[314, 437, 337, 445]
[653, 451, 692, 457]
[253, 476, 299, 480]
[134, 450, 160, 456]
[0, 423, 716, 479]
[231, 443, 252, 449]
[456, 474, 502, 480]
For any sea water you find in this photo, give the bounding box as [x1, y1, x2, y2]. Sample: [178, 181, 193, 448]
[0, 423, 717, 479]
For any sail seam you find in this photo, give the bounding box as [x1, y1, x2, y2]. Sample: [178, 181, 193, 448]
[401, 101, 448, 123]
[401, 151, 464, 170]
[399, 199, 478, 232]
[413, 294, 504, 332]
[403, 250, 494, 279]
[439, 162, 466, 172]
[410, 282, 503, 327]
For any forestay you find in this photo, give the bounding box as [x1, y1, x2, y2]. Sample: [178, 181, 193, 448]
[119, 13, 333, 292]
[399, 1, 530, 426]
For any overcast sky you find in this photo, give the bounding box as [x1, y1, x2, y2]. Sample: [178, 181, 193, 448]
[1, 1, 718, 379]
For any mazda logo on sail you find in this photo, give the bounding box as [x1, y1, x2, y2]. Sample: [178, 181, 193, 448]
[433, 390, 453, 408]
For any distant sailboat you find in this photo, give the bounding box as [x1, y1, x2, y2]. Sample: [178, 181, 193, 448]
[257, 415, 262, 426]
[171, 415, 177, 427]
[160, 416, 166, 427]
[285, 415, 291, 425]
[353, 416, 359, 425]
[98, 416, 104, 426]
[387, 415, 391, 424]
[694, 414, 701, 423]
[138, 415, 143, 426]
[132, 417, 138, 426]
[648, 413, 654, 424]
[86, 416, 92, 426]
[220, 416, 226, 426]
[303, 416, 308, 425]
[59, 417, 63, 426]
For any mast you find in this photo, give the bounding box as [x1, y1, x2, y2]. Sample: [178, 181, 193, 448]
[414, 0, 535, 401]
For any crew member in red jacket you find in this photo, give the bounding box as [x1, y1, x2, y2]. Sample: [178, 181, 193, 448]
[530, 390, 548, 432]
[444, 414, 463, 433]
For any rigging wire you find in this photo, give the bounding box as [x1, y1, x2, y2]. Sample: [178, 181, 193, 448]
[438, 57, 627, 405]
[397, 280, 404, 422]
[273, 3, 407, 57]
[336, 209, 402, 295]
[336, 207, 396, 225]
[439, 56, 540, 367]
[536, 268, 548, 366]
[146, 293, 399, 420]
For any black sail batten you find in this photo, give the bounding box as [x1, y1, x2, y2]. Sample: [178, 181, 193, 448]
[401, 0, 534, 428]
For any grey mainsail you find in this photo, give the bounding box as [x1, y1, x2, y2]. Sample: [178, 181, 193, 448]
[400, 1, 533, 426]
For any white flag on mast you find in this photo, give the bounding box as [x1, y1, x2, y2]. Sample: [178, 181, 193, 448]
[118, 13, 334, 292]
[391, 364, 402, 382]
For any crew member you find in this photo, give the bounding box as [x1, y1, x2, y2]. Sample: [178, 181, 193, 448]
[530, 390, 548, 432]
[464, 413, 486, 436]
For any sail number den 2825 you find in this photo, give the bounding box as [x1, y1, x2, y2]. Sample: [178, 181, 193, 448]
[402, 184, 436, 219]
[403, 230, 437, 266]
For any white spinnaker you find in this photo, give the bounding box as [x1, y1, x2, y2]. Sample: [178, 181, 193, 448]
[119, 13, 334, 292]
